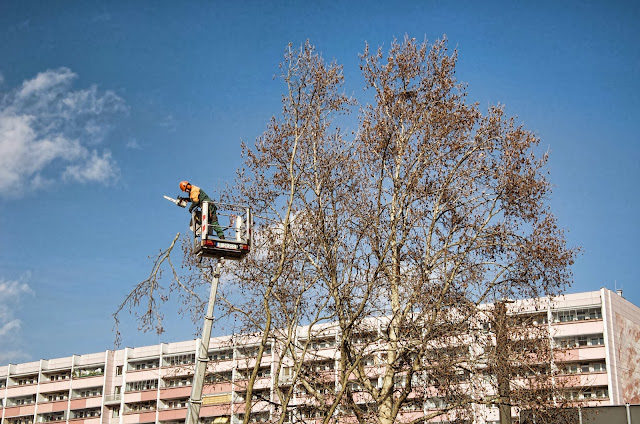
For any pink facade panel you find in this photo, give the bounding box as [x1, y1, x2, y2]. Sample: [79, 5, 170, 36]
[71, 376, 104, 389]
[233, 402, 270, 413]
[138, 411, 156, 422]
[123, 392, 142, 403]
[37, 402, 54, 413]
[48, 399, 69, 412]
[38, 400, 68, 414]
[122, 413, 141, 424]
[234, 377, 271, 391]
[200, 404, 233, 416]
[255, 402, 271, 412]
[85, 396, 103, 408]
[159, 367, 193, 378]
[552, 320, 604, 337]
[578, 373, 609, 386]
[557, 347, 607, 362]
[126, 369, 160, 380]
[207, 360, 234, 373]
[69, 398, 87, 409]
[139, 390, 158, 402]
[158, 408, 187, 420]
[203, 382, 233, 394]
[159, 386, 192, 399]
[5, 385, 38, 397]
[577, 346, 607, 361]
[2, 405, 35, 417]
[38, 380, 71, 392]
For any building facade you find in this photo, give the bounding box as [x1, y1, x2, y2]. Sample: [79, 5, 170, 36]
[2, 288, 640, 424]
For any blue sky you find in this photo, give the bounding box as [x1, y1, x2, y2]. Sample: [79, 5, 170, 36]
[0, 1, 638, 364]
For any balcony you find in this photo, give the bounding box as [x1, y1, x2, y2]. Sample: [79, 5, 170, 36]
[104, 394, 121, 405]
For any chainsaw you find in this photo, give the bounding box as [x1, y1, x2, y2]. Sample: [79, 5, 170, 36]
[163, 195, 189, 208]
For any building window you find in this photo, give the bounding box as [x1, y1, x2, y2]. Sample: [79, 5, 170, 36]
[126, 379, 158, 391]
[46, 372, 70, 381]
[363, 356, 375, 366]
[553, 307, 602, 323]
[165, 376, 193, 387]
[16, 375, 38, 385]
[310, 338, 336, 349]
[562, 361, 607, 375]
[237, 367, 270, 380]
[73, 387, 102, 398]
[165, 398, 189, 409]
[205, 371, 232, 383]
[129, 359, 160, 370]
[37, 412, 65, 422]
[45, 391, 69, 402]
[164, 353, 195, 366]
[6, 418, 35, 424]
[208, 349, 233, 361]
[238, 412, 269, 423]
[125, 400, 157, 413]
[71, 408, 101, 419]
[9, 395, 36, 406]
[555, 333, 604, 348]
[116, 365, 123, 375]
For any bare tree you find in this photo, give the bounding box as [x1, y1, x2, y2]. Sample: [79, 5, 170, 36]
[116, 36, 578, 424]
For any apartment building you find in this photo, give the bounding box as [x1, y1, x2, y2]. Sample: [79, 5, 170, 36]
[1, 288, 639, 424]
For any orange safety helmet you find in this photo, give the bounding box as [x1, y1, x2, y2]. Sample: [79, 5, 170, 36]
[179, 181, 191, 192]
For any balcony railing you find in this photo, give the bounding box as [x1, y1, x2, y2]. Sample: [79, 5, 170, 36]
[104, 394, 121, 403]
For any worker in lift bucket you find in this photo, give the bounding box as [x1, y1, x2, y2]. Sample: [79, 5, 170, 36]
[179, 181, 225, 239]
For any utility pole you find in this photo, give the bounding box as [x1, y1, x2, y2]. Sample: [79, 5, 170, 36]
[494, 300, 513, 424]
[186, 261, 223, 424]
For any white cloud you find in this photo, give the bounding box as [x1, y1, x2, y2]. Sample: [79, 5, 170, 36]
[63, 150, 118, 183]
[0, 276, 33, 363]
[0, 320, 21, 337]
[17, 67, 76, 100]
[126, 139, 141, 150]
[0, 279, 33, 298]
[0, 350, 29, 364]
[0, 67, 127, 197]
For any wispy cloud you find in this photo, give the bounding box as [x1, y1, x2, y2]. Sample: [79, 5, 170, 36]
[0, 276, 34, 364]
[159, 113, 177, 132]
[0, 67, 127, 197]
[126, 138, 141, 150]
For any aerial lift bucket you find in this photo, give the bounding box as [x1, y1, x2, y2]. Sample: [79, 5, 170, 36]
[191, 201, 252, 260]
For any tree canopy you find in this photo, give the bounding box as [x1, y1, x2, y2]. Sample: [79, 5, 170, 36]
[116, 36, 578, 424]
